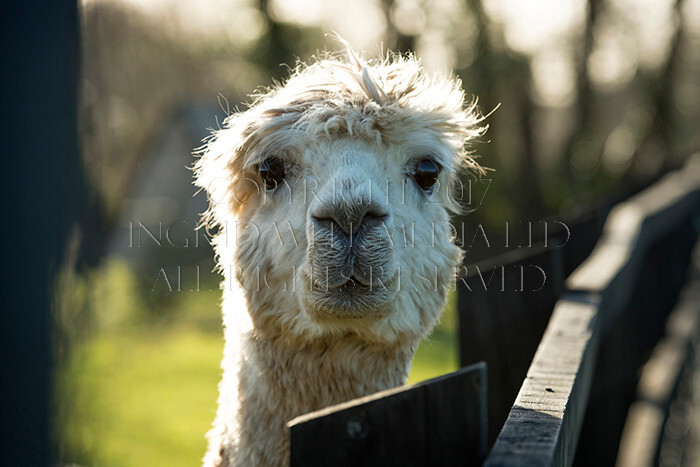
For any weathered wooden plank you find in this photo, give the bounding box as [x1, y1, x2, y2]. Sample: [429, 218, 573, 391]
[424, 363, 488, 466]
[458, 206, 610, 444]
[484, 299, 599, 467]
[290, 383, 428, 466]
[458, 245, 566, 443]
[572, 159, 699, 463]
[485, 155, 700, 466]
[288, 363, 487, 466]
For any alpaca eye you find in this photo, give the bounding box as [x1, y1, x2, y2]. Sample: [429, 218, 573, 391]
[258, 157, 286, 190]
[413, 159, 441, 192]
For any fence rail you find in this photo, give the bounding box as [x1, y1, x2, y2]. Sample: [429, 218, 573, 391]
[485, 155, 700, 466]
[457, 206, 609, 443]
[288, 363, 487, 466]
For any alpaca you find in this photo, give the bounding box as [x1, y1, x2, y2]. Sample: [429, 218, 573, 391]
[194, 44, 485, 466]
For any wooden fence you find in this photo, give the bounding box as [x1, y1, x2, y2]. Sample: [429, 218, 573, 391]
[457, 205, 609, 444]
[289, 363, 488, 466]
[288, 155, 700, 465]
[485, 155, 700, 465]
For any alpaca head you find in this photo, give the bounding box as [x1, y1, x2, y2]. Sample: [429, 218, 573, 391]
[195, 47, 485, 346]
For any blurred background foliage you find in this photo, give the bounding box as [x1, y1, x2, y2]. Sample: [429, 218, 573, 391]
[55, 0, 700, 464]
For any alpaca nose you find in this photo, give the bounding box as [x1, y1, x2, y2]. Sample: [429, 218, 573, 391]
[311, 198, 389, 238]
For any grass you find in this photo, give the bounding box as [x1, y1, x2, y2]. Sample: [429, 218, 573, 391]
[56, 261, 459, 465]
[407, 291, 459, 383]
[58, 327, 223, 466]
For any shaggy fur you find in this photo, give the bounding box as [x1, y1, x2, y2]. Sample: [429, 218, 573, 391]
[195, 45, 485, 466]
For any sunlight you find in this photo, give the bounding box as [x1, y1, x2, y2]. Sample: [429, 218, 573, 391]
[268, 0, 386, 50]
[612, 0, 677, 72]
[602, 126, 636, 175]
[82, 0, 267, 45]
[589, 0, 678, 90]
[531, 49, 577, 107]
[391, 0, 426, 36]
[587, 17, 637, 91]
[418, 0, 470, 73]
[483, 0, 586, 55]
[483, 0, 585, 108]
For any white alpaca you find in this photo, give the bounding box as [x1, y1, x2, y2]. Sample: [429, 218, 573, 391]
[194, 45, 485, 466]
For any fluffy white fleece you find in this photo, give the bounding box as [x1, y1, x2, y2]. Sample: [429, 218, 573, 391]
[194, 45, 485, 466]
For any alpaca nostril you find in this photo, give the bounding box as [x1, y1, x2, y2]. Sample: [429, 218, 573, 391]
[311, 214, 340, 233]
[364, 210, 388, 221]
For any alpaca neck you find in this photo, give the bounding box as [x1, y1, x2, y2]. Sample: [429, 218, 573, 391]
[246, 330, 415, 409]
[206, 277, 420, 466]
[225, 329, 415, 465]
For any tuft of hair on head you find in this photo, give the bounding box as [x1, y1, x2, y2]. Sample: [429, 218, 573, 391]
[330, 33, 388, 104]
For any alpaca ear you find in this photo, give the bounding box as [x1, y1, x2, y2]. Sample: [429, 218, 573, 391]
[194, 113, 261, 224]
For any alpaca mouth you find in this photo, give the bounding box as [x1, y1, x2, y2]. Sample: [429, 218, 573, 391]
[334, 278, 372, 297]
[314, 271, 394, 293]
[341, 275, 369, 288]
[303, 267, 397, 319]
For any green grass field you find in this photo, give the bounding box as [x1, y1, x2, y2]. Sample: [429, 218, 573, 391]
[56, 262, 459, 466]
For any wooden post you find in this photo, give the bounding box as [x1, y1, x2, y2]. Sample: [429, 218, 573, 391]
[0, 1, 81, 464]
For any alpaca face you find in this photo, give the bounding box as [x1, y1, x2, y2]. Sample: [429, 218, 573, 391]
[240, 137, 457, 330]
[196, 53, 484, 343]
